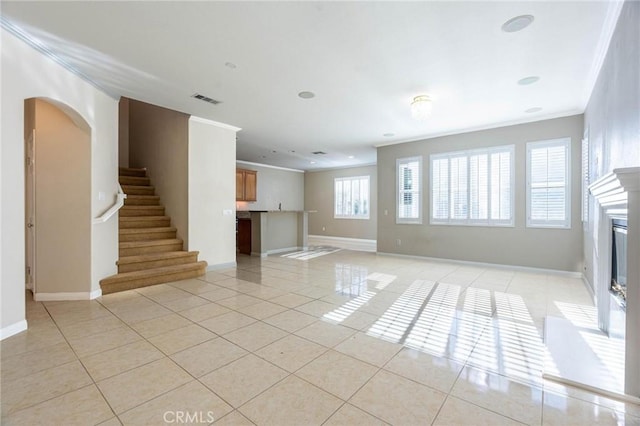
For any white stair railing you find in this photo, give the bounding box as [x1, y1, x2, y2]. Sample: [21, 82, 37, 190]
[93, 184, 127, 225]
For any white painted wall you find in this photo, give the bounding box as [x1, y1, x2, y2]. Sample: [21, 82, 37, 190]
[1, 29, 119, 338]
[188, 117, 239, 269]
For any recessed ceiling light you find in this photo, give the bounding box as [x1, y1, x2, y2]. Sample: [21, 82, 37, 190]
[501, 15, 534, 33]
[298, 91, 315, 99]
[348, 155, 355, 159]
[310, 161, 316, 164]
[525, 107, 542, 113]
[225, 62, 237, 69]
[518, 76, 540, 85]
[383, 133, 395, 137]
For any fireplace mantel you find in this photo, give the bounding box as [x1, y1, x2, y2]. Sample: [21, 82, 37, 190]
[589, 166, 640, 397]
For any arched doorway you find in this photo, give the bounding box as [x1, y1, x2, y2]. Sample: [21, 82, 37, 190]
[24, 98, 92, 300]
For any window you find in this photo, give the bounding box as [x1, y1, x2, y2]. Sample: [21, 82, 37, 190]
[334, 176, 370, 219]
[526, 138, 571, 228]
[397, 156, 422, 224]
[431, 145, 514, 226]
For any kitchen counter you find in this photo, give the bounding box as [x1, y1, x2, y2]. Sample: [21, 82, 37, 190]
[236, 210, 312, 256]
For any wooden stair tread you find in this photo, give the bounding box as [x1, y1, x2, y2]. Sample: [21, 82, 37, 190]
[117, 251, 200, 265]
[119, 239, 182, 248]
[101, 261, 207, 284]
[125, 195, 160, 200]
[121, 205, 164, 210]
[119, 227, 176, 235]
[122, 184, 155, 190]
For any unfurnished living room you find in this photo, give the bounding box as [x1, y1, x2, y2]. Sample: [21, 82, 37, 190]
[1, 1, 639, 425]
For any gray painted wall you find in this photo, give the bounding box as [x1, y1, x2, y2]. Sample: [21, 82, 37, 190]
[305, 165, 377, 240]
[377, 115, 584, 272]
[583, 2, 640, 288]
[236, 162, 304, 212]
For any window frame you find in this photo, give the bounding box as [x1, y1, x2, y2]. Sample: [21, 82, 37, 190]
[429, 145, 515, 227]
[334, 175, 371, 220]
[526, 137, 572, 229]
[396, 156, 423, 224]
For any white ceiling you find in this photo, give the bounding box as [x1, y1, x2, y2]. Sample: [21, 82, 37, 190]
[1, 1, 620, 171]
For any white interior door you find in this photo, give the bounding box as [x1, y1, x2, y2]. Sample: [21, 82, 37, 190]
[25, 129, 36, 292]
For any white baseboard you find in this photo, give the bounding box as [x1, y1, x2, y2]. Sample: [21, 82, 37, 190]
[268, 246, 301, 255]
[376, 251, 583, 278]
[34, 289, 102, 302]
[206, 261, 237, 271]
[308, 235, 377, 252]
[1, 320, 28, 340]
[582, 273, 596, 303]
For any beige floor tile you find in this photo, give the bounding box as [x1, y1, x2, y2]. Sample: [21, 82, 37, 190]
[1, 385, 113, 426]
[133, 284, 175, 296]
[255, 334, 327, 372]
[263, 309, 318, 332]
[270, 293, 314, 308]
[1, 341, 76, 382]
[295, 299, 338, 317]
[324, 403, 389, 426]
[223, 322, 288, 352]
[296, 350, 378, 400]
[451, 366, 543, 425]
[199, 287, 240, 302]
[1, 360, 93, 416]
[147, 323, 216, 355]
[236, 300, 288, 320]
[171, 338, 247, 377]
[334, 332, 402, 367]
[217, 294, 263, 309]
[201, 354, 289, 408]
[80, 340, 165, 381]
[542, 392, 637, 426]
[57, 315, 126, 340]
[434, 396, 525, 426]
[112, 303, 173, 324]
[200, 271, 231, 283]
[239, 375, 342, 425]
[97, 358, 192, 414]
[349, 370, 446, 425]
[143, 287, 194, 303]
[97, 289, 144, 306]
[168, 278, 221, 295]
[245, 286, 287, 301]
[338, 310, 380, 330]
[213, 410, 255, 425]
[294, 320, 355, 347]
[0, 324, 66, 358]
[128, 313, 192, 338]
[178, 302, 231, 322]
[383, 348, 465, 393]
[160, 295, 210, 312]
[97, 417, 123, 426]
[67, 326, 142, 358]
[199, 311, 257, 335]
[118, 380, 232, 425]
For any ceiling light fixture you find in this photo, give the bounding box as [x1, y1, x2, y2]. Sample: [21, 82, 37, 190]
[411, 95, 433, 120]
[298, 91, 315, 99]
[348, 155, 355, 159]
[518, 76, 540, 85]
[501, 15, 534, 33]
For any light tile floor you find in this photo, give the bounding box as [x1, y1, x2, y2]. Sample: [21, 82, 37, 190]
[2, 250, 640, 425]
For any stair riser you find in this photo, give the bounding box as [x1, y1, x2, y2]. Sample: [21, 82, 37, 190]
[120, 218, 170, 228]
[119, 242, 183, 257]
[102, 267, 206, 295]
[122, 186, 155, 195]
[124, 198, 160, 206]
[119, 207, 165, 217]
[118, 254, 199, 273]
[119, 230, 177, 242]
[119, 176, 151, 186]
[119, 168, 147, 177]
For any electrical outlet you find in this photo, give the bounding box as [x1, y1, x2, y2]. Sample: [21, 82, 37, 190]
[384, 209, 388, 216]
[396, 239, 401, 246]
[322, 226, 326, 231]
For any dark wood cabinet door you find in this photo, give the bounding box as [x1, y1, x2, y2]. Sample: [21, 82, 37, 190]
[237, 219, 251, 254]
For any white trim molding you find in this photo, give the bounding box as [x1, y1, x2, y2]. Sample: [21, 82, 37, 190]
[0, 320, 28, 340]
[34, 289, 101, 302]
[309, 235, 376, 252]
[236, 160, 304, 173]
[189, 115, 241, 132]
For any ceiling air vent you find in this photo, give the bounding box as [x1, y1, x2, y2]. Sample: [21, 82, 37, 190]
[312, 151, 327, 155]
[191, 93, 222, 105]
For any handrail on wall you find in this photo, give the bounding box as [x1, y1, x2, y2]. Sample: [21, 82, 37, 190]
[92, 184, 127, 225]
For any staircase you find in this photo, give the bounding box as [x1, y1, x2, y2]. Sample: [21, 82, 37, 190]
[99, 167, 207, 295]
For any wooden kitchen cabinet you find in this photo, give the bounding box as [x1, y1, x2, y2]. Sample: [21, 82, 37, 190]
[236, 169, 257, 201]
[237, 218, 252, 255]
